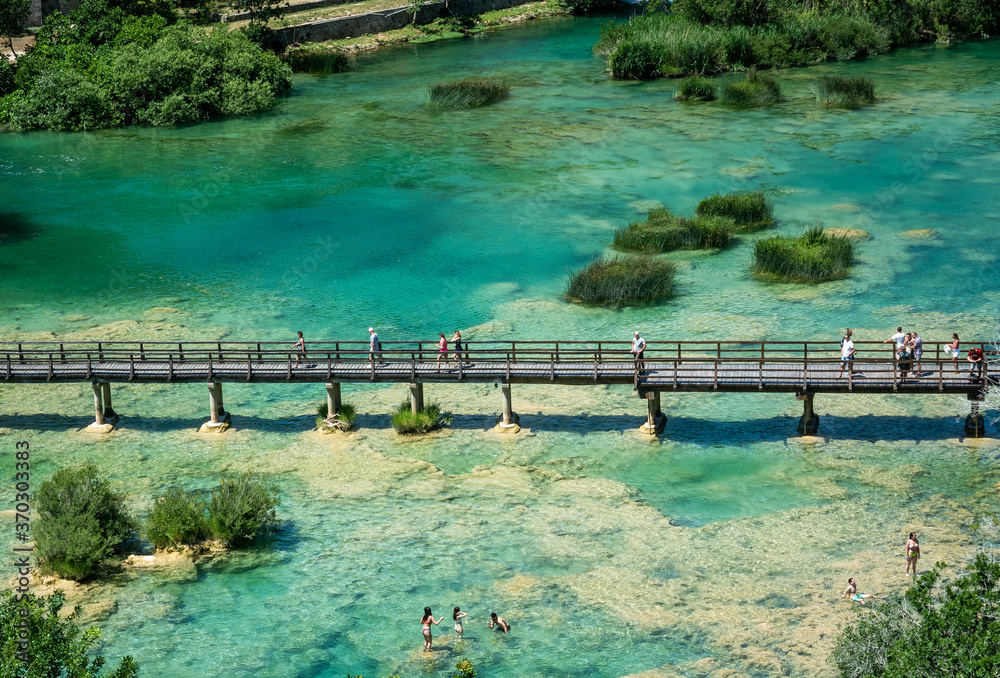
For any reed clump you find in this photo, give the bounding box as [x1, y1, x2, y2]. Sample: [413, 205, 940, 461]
[567, 256, 676, 304]
[391, 402, 452, 434]
[614, 208, 735, 252]
[675, 76, 717, 101]
[428, 78, 509, 109]
[720, 68, 781, 107]
[696, 190, 774, 231]
[317, 401, 357, 431]
[814, 75, 875, 107]
[752, 225, 855, 282]
[283, 48, 355, 74]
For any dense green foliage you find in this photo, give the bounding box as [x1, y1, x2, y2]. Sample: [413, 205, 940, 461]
[428, 77, 509, 109]
[567, 256, 676, 304]
[207, 473, 280, 547]
[391, 402, 452, 434]
[720, 67, 780, 106]
[696, 190, 773, 230]
[815, 74, 875, 107]
[283, 47, 354, 74]
[0, 59, 15, 97]
[675, 75, 716, 100]
[452, 659, 477, 678]
[752, 225, 854, 281]
[0, 0, 30, 54]
[144, 488, 209, 549]
[316, 400, 357, 429]
[596, 0, 1000, 79]
[614, 208, 735, 252]
[0, 590, 138, 678]
[35, 464, 137, 580]
[0, 0, 292, 131]
[832, 554, 1000, 678]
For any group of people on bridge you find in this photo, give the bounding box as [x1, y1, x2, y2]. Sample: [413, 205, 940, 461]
[838, 327, 985, 381]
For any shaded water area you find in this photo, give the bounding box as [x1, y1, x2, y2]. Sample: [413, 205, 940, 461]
[3, 15, 1000, 677]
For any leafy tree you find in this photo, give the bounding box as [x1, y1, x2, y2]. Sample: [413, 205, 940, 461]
[0, 589, 139, 678]
[832, 553, 1000, 677]
[229, 0, 287, 45]
[35, 464, 138, 581]
[0, 0, 30, 57]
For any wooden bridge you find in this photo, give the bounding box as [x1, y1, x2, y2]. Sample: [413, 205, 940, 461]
[1, 339, 992, 436]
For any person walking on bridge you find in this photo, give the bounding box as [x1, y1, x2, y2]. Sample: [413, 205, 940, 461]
[292, 331, 306, 367]
[838, 329, 855, 378]
[631, 331, 646, 371]
[369, 327, 385, 366]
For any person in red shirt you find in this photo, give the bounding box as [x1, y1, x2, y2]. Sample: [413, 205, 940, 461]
[967, 346, 985, 382]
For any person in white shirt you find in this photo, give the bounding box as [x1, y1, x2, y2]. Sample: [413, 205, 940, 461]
[883, 326, 905, 349]
[369, 327, 385, 366]
[631, 331, 646, 370]
[838, 329, 855, 378]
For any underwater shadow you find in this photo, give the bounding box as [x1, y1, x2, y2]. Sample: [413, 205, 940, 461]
[0, 212, 41, 244]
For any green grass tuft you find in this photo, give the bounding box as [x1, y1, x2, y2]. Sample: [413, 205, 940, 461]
[428, 78, 509, 109]
[283, 48, 355, 74]
[391, 402, 452, 434]
[613, 208, 735, 252]
[721, 67, 781, 107]
[696, 190, 774, 232]
[567, 256, 676, 305]
[814, 75, 875, 107]
[317, 401, 357, 430]
[675, 76, 717, 100]
[752, 225, 856, 282]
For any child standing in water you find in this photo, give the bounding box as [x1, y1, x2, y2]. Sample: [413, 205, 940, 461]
[453, 607, 468, 639]
[420, 607, 442, 651]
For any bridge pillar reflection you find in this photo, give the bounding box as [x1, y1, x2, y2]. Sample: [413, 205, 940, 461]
[965, 394, 986, 438]
[494, 382, 520, 433]
[200, 382, 230, 432]
[797, 392, 819, 435]
[639, 391, 665, 435]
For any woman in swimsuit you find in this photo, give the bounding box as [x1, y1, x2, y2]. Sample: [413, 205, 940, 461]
[905, 532, 920, 576]
[435, 333, 448, 373]
[292, 331, 306, 367]
[950, 333, 961, 371]
[451, 331, 466, 369]
[453, 606, 468, 639]
[487, 612, 510, 634]
[420, 606, 442, 651]
[840, 578, 878, 605]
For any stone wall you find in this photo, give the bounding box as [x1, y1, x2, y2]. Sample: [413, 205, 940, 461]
[272, 0, 539, 45]
[27, 0, 82, 27]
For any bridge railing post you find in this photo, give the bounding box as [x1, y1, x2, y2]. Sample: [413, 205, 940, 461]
[18, 343, 24, 364]
[247, 352, 253, 381]
[59, 343, 65, 363]
[6, 353, 12, 380]
[86, 353, 92, 379]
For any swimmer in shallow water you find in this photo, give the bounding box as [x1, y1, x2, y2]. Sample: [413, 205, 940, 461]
[487, 612, 510, 634]
[453, 607, 468, 639]
[420, 607, 442, 651]
[840, 578, 880, 605]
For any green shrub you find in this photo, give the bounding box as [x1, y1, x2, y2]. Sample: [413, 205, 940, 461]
[316, 401, 357, 430]
[720, 67, 781, 107]
[675, 75, 716, 100]
[283, 48, 354, 74]
[614, 208, 735, 252]
[567, 256, 676, 304]
[0, 59, 15, 97]
[751, 225, 855, 282]
[452, 659, 477, 678]
[206, 473, 280, 547]
[0, 590, 139, 678]
[608, 39, 663, 79]
[35, 464, 137, 580]
[814, 74, 875, 107]
[391, 402, 452, 434]
[428, 77, 509, 109]
[696, 190, 773, 231]
[144, 488, 209, 549]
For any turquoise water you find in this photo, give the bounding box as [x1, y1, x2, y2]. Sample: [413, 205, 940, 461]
[3, 16, 1000, 677]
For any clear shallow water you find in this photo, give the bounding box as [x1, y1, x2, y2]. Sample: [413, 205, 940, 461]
[3, 17, 1000, 678]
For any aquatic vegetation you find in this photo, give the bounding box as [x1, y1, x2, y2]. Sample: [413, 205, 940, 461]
[35, 464, 138, 580]
[696, 190, 774, 231]
[614, 208, 735, 252]
[391, 402, 452, 434]
[675, 75, 716, 100]
[316, 401, 357, 430]
[752, 225, 855, 282]
[145, 488, 209, 549]
[283, 47, 354, 74]
[428, 78, 509, 109]
[720, 68, 781, 107]
[453, 660, 477, 678]
[0, 590, 139, 677]
[567, 256, 676, 304]
[207, 473, 280, 547]
[814, 75, 876, 107]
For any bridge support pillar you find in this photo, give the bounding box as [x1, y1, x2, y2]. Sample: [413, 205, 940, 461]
[965, 396, 986, 438]
[639, 391, 665, 435]
[85, 382, 116, 433]
[494, 382, 520, 434]
[797, 392, 819, 435]
[200, 382, 230, 433]
[409, 383, 424, 415]
[326, 382, 342, 417]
